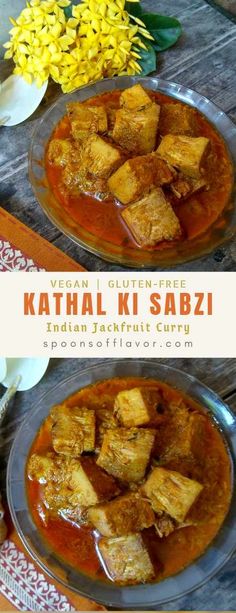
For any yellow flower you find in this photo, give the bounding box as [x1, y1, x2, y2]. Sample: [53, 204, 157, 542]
[3, 0, 153, 93]
[3, 0, 71, 84]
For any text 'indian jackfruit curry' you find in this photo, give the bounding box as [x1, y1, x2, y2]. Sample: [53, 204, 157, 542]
[27, 376, 232, 586]
[45, 83, 233, 252]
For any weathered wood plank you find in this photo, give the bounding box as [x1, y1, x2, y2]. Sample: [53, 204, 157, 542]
[225, 389, 236, 410]
[162, 36, 236, 94]
[0, 166, 61, 243]
[206, 0, 236, 21]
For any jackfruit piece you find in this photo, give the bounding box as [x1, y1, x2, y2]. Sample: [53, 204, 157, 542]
[51, 404, 95, 456]
[98, 533, 155, 584]
[44, 456, 120, 518]
[108, 154, 175, 205]
[121, 187, 182, 247]
[170, 175, 208, 200]
[27, 453, 55, 484]
[142, 467, 203, 523]
[68, 459, 99, 508]
[96, 407, 119, 448]
[114, 387, 161, 427]
[154, 512, 176, 538]
[47, 139, 77, 167]
[61, 160, 108, 198]
[80, 134, 124, 179]
[107, 106, 117, 133]
[112, 103, 160, 155]
[156, 409, 208, 462]
[157, 134, 210, 178]
[88, 492, 155, 536]
[159, 103, 197, 136]
[67, 457, 120, 509]
[67, 102, 107, 141]
[120, 84, 152, 110]
[97, 427, 155, 482]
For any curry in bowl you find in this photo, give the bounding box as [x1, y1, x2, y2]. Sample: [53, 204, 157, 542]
[45, 83, 233, 252]
[27, 375, 232, 587]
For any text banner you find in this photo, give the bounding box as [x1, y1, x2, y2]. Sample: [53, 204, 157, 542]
[0, 272, 235, 357]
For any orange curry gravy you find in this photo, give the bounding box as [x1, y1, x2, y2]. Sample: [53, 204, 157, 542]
[26, 376, 232, 584]
[45, 90, 233, 250]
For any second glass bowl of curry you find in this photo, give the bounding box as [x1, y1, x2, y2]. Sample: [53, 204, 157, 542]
[29, 76, 236, 268]
[7, 361, 236, 608]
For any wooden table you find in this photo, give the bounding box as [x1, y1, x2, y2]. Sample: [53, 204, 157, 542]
[206, 0, 236, 21]
[0, 357, 236, 610]
[0, 0, 236, 271]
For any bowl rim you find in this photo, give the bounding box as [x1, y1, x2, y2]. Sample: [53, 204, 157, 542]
[28, 75, 236, 270]
[6, 359, 236, 608]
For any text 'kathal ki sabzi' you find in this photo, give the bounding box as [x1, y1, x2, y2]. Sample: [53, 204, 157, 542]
[27, 377, 231, 586]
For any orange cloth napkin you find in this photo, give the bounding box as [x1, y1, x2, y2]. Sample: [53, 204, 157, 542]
[0, 207, 86, 272]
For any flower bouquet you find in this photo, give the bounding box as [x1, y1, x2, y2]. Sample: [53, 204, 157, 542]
[3, 0, 182, 93]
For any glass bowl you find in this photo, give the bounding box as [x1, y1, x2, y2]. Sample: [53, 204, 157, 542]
[7, 360, 236, 609]
[29, 76, 236, 269]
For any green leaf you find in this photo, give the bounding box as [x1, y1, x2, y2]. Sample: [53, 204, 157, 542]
[64, 5, 73, 17]
[139, 13, 182, 51]
[137, 41, 156, 76]
[64, 0, 80, 18]
[125, 1, 143, 17]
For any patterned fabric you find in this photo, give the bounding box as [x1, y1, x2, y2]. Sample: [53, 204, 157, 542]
[0, 208, 85, 272]
[0, 238, 45, 272]
[0, 540, 75, 611]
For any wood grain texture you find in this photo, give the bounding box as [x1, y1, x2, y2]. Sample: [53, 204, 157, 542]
[205, 0, 236, 21]
[0, 357, 236, 610]
[0, 0, 236, 271]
